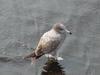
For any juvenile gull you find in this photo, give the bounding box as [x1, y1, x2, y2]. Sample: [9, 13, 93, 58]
[24, 23, 72, 63]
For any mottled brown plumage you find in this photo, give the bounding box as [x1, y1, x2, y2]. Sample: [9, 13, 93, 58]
[24, 23, 72, 63]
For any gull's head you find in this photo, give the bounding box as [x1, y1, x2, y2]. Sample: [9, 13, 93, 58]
[53, 23, 72, 34]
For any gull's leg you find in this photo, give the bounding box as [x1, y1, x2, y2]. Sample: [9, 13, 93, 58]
[45, 54, 54, 58]
[45, 54, 54, 60]
[51, 50, 64, 61]
[44, 50, 57, 60]
[44, 50, 57, 59]
[45, 54, 49, 59]
[56, 50, 64, 61]
[46, 51, 57, 59]
[57, 57, 64, 61]
[45, 51, 64, 61]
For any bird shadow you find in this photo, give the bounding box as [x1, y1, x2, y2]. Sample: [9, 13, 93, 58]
[41, 58, 65, 75]
[0, 56, 66, 75]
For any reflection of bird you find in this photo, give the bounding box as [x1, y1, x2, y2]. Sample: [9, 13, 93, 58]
[41, 58, 65, 75]
[24, 23, 72, 63]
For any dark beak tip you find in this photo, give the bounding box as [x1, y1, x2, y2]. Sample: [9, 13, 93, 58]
[69, 32, 72, 35]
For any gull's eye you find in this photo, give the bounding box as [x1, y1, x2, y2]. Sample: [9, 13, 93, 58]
[59, 28, 64, 31]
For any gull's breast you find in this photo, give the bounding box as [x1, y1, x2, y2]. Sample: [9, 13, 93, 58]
[38, 30, 65, 53]
[35, 29, 66, 56]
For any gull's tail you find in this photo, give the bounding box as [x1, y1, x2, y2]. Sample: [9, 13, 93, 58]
[23, 51, 42, 62]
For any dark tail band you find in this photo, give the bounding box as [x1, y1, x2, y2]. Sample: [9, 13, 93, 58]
[24, 51, 43, 60]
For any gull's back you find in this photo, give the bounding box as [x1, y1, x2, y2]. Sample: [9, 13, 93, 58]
[35, 29, 66, 56]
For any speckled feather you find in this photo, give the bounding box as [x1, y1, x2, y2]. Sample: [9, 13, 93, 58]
[35, 29, 66, 56]
[24, 23, 71, 62]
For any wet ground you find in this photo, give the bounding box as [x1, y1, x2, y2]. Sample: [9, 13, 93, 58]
[0, 0, 100, 75]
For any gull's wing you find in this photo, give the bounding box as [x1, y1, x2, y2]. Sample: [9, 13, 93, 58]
[35, 32, 61, 57]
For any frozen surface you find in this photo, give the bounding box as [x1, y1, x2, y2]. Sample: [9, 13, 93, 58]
[0, 0, 100, 75]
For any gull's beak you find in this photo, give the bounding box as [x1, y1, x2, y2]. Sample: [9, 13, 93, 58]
[65, 29, 72, 35]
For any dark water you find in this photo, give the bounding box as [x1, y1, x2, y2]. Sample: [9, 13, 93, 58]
[0, 0, 100, 75]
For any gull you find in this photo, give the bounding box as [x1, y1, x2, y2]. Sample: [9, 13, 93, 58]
[24, 23, 72, 63]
